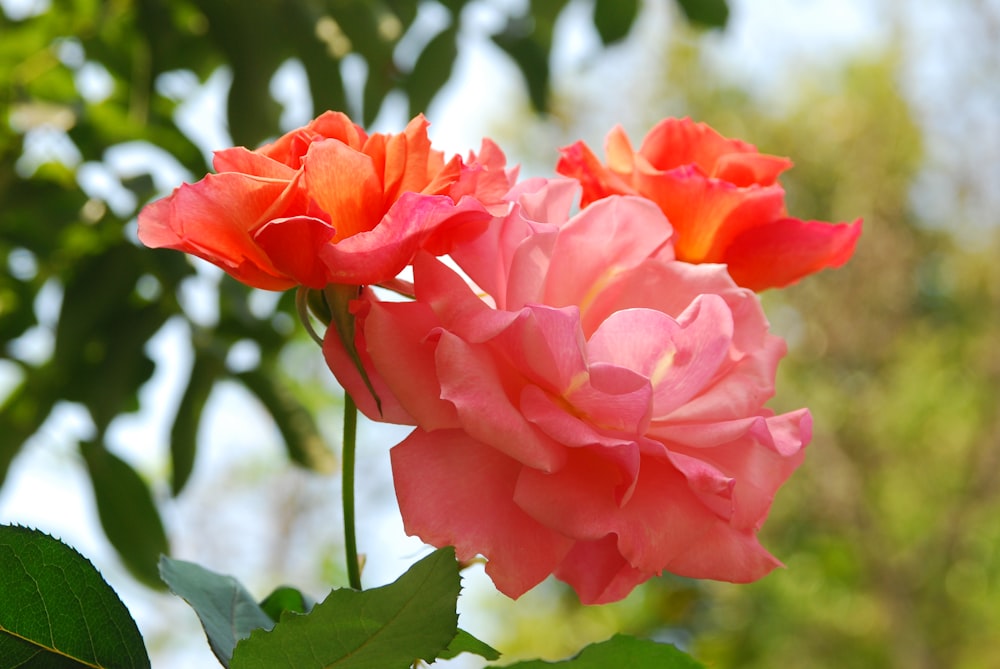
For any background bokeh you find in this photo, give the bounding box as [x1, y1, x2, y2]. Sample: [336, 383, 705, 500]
[2, 0, 999, 667]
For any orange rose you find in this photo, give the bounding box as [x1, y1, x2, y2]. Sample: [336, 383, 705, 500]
[139, 112, 504, 289]
[557, 117, 861, 290]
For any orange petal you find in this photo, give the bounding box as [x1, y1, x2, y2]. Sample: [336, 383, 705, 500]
[631, 167, 786, 262]
[137, 173, 296, 290]
[253, 215, 336, 289]
[303, 139, 384, 241]
[724, 217, 863, 290]
[639, 117, 757, 173]
[556, 140, 633, 207]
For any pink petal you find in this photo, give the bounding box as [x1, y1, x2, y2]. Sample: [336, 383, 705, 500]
[513, 442, 641, 541]
[362, 298, 459, 430]
[564, 362, 652, 434]
[554, 536, 649, 605]
[491, 304, 588, 393]
[391, 428, 573, 598]
[674, 409, 810, 530]
[662, 333, 786, 423]
[543, 195, 675, 308]
[435, 330, 567, 472]
[664, 522, 782, 583]
[520, 384, 638, 451]
[320, 294, 416, 425]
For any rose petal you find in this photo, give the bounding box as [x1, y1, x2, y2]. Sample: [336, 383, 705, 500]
[363, 298, 459, 430]
[253, 215, 336, 289]
[724, 217, 864, 290]
[554, 535, 649, 605]
[435, 330, 567, 472]
[303, 138, 384, 241]
[392, 428, 573, 598]
[543, 195, 675, 309]
[137, 173, 295, 290]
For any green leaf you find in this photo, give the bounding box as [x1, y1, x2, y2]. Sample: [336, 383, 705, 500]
[675, 0, 729, 29]
[169, 345, 224, 495]
[159, 557, 275, 668]
[81, 440, 169, 590]
[259, 585, 315, 622]
[500, 634, 706, 668]
[490, 1, 570, 111]
[439, 628, 501, 661]
[0, 525, 150, 669]
[491, 20, 551, 112]
[593, 0, 639, 44]
[405, 25, 459, 117]
[230, 547, 462, 669]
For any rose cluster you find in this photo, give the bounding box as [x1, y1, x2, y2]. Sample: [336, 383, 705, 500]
[140, 114, 860, 604]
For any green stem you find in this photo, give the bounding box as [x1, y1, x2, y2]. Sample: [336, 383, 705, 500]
[342, 393, 362, 590]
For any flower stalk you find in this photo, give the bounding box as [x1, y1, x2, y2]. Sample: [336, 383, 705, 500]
[342, 392, 362, 590]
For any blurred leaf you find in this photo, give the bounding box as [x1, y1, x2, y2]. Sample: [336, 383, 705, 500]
[159, 556, 275, 667]
[439, 628, 501, 661]
[230, 547, 461, 669]
[593, 0, 639, 44]
[491, 18, 551, 112]
[259, 585, 315, 622]
[236, 363, 336, 472]
[81, 440, 169, 590]
[0, 376, 59, 487]
[405, 25, 459, 117]
[0, 525, 150, 669]
[675, 0, 729, 29]
[169, 344, 224, 495]
[491, 1, 570, 111]
[501, 634, 705, 668]
[54, 242, 165, 431]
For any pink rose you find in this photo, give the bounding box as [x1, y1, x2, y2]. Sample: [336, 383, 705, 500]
[326, 179, 811, 604]
[556, 117, 862, 291]
[138, 112, 508, 289]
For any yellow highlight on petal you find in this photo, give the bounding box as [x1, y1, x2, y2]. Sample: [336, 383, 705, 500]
[650, 348, 676, 387]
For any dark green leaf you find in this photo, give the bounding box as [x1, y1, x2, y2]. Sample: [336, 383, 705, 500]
[593, 0, 639, 44]
[169, 345, 224, 495]
[0, 525, 150, 669]
[490, 1, 570, 111]
[438, 628, 501, 661]
[675, 0, 729, 29]
[54, 243, 165, 432]
[230, 547, 462, 669]
[81, 440, 169, 590]
[405, 26, 459, 117]
[491, 21, 551, 112]
[500, 634, 705, 668]
[259, 585, 315, 622]
[159, 557, 275, 668]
